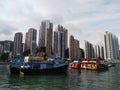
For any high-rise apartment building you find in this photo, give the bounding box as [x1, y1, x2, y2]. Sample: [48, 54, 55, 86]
[79, 48, 84, 59]
[4, 42, 10, 53]
[100, 46, 104, 59]
[54, 31, 58, 57]
[69, 35, 74, 60]
[54, 25, 68, 58]
[95, 45, 104, 59]
[25, 32, 29, 51]
[0, 40, 13, 58]
[74, 39, 80, 59]
[85, 41, 95, 59]
[0, 44, 3, 54]
[38, 20, 53, 57]
[104, 31, 119, 60]
[45, 28, 53, 57]
[69, 35, 80, 60]
[25, 28, 37, 55]
[13, 32, 23, 56]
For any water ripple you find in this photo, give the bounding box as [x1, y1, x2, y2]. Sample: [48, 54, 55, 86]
[0, 65, 120, 90]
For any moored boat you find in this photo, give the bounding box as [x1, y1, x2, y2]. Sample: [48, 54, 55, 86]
[71, 60, 80, 69]
[80, 58, 108, 71]
[10, 55, 24, 74]
[10, 56, 68, 75]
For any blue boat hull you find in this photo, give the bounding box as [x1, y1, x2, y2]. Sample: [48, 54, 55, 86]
[20, 64, 68, 75]
[10, 67, 20, 74]
[10, 64, 68, 75]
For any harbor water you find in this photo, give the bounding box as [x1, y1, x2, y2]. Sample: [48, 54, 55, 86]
[0, 64, 120, 90]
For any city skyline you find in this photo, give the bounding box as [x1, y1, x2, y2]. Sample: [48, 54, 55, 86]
[0, 30, 119, 60]
[0, 0, 120, 49]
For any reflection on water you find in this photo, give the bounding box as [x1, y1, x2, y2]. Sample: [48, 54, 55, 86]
[0, 65, 120, 90]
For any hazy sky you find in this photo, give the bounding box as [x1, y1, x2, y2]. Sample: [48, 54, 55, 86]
[0, 0, 120, 49]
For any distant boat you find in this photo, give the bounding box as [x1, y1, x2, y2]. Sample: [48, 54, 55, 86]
[10, 56, 68, 75]
[80, 58, 108, 71]
[71, 59, 80, 69]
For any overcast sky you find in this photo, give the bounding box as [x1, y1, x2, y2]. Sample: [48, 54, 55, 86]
[0, 0, 120, 49]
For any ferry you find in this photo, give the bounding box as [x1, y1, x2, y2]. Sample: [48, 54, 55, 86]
[10, 55, 68, 75]
[80, 58, 108, 71]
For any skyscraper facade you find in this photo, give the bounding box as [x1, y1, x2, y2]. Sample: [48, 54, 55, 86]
[0, 44, 3, 54]
[69, 35, 80, 60]
[74, 39, 80, 59]
[104, 31, 119, 60]
[54, 25, 68, 58]
[13, 32, 23, 56]
[85, 41, 94, 59]
[69, 35, 74, 60]
[38, 20, 53, 57]
[25, 28, 37, 55]
[95, 45, 104, 59]
[54, 31, 58, 56]
[100, 46, 104, 59]
[79, 48, 84, 59]
[25, 32, 29, 51]
[0, 40, 13, 57]
[3, 41, 11, 53]
[45, 28, 53, 57]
